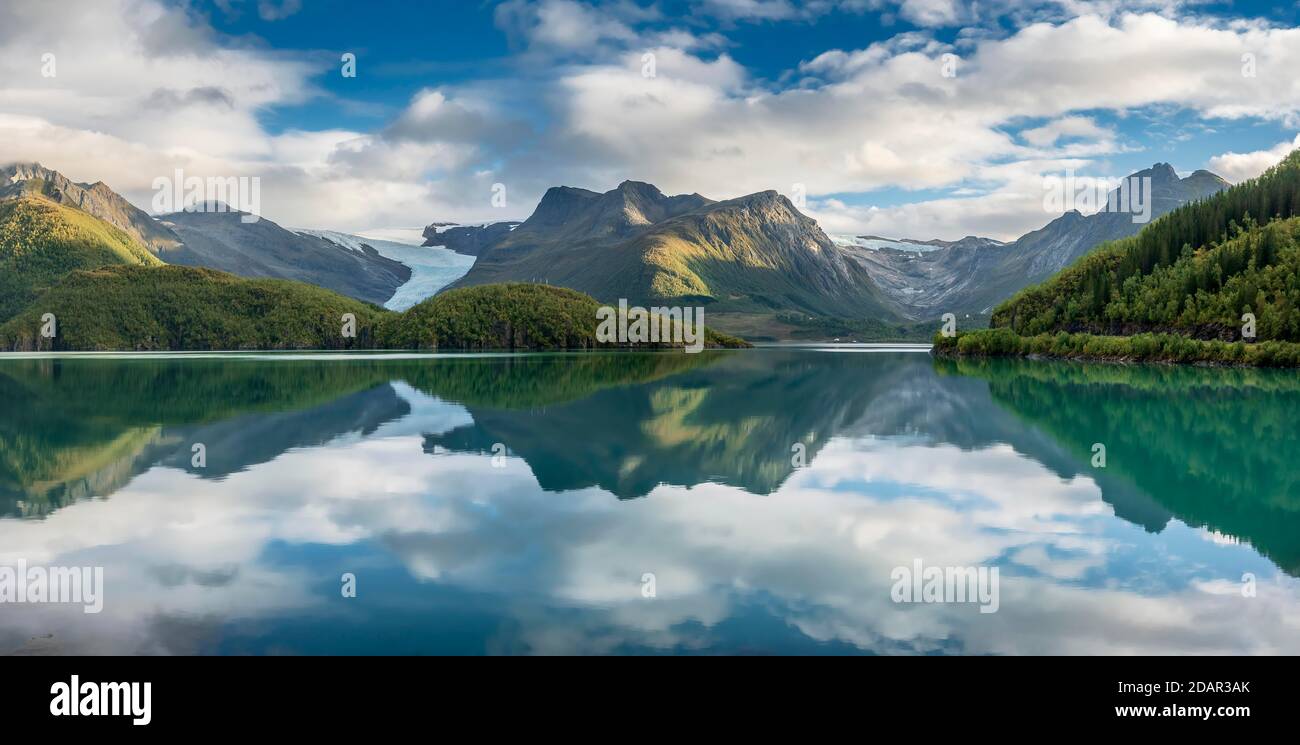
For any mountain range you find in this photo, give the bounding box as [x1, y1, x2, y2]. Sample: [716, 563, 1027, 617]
[419, 164, 1229, 337]
[1, 158, 1238, 344]
[440, 180, 901, 337]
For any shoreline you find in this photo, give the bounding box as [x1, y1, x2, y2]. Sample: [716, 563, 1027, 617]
[932, 328, 1300, 368]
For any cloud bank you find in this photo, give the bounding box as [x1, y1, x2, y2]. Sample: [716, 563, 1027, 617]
[0, 0, 1297, 240]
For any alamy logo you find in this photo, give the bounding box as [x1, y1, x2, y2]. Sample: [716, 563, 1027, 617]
[890, 559, 1000, 614]
[596, 300, 705, 354]
[151, 168, 261, 223]
[50, 676, 151, 726]
[0, 561, 103, 614]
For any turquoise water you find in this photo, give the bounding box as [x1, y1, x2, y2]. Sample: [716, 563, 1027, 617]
[1, 348, 1297, 654]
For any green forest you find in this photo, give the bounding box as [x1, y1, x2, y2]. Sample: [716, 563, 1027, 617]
[994, 149, 1300, 339]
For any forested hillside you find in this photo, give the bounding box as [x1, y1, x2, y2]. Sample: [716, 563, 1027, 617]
[993, 150, 1300, 339]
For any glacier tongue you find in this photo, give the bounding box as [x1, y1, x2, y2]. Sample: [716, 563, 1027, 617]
[296, 229, 474, 311]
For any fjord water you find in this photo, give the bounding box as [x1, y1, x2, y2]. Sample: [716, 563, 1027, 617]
[1, 349, 1297, 655]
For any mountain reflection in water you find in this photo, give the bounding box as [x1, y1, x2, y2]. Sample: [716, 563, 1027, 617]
[1, 349, 1297, 655]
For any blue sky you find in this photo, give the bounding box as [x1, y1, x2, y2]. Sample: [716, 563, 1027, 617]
[3, 0, 1300, 239]
[208, 1, 1299, 157]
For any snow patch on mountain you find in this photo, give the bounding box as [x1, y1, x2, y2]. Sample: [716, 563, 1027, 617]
[830, 235, 938, 253]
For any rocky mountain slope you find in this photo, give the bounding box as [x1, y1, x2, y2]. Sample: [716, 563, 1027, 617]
[156, 209, 410, 306]
[422, 221, 521, 256]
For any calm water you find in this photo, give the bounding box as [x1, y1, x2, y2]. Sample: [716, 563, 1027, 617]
[1, 348, 1298, 655]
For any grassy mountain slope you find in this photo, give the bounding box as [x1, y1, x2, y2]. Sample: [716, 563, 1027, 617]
[0, 162, 182, 255]
[626, 192, 899, 318]
[447, 182, 902, 338]
[0, 196, 162, 322]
